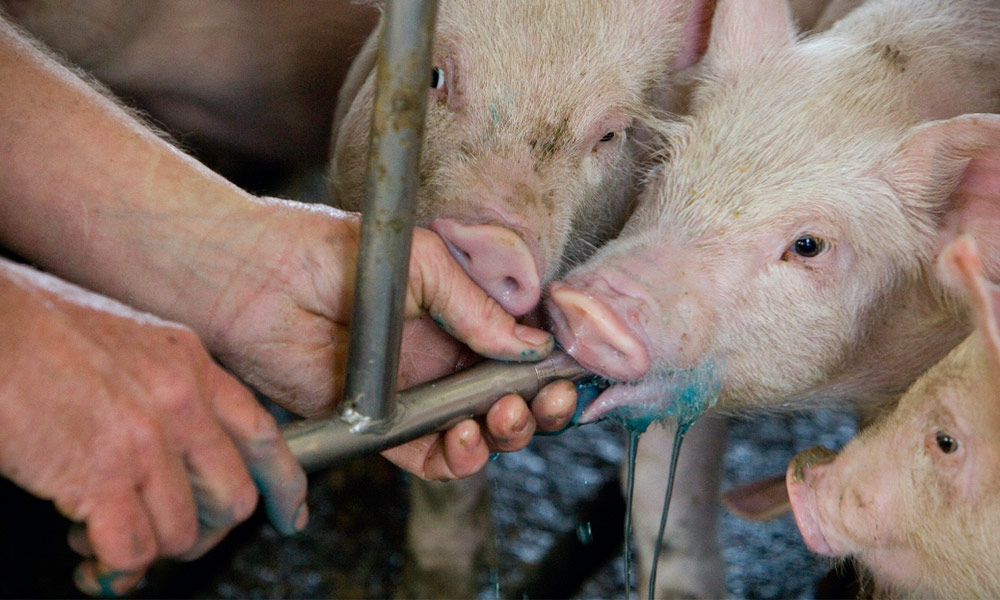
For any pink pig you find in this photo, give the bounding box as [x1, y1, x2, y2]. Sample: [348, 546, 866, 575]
[787, 236, 1000, 597]
[546, 0, 1000, 594]
[331, 2, 724, 596]
[332, 0, 717, 317]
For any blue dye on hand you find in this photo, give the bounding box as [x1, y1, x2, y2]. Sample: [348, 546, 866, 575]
[430, 314, 451, 333]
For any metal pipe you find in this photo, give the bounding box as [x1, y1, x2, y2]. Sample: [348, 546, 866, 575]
[341, 0, 438, 431]
[284, 352, 590, 473]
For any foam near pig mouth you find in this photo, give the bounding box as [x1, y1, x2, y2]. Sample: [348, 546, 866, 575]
[578, 360, 723, 432]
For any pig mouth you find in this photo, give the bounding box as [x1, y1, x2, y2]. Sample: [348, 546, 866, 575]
[576, 361, 724, 428]
[786, 448, 839, 557]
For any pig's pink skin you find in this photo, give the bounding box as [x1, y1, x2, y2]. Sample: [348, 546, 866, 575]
[785, 468, 834, 556]
[784, 452, 886, 559]
[578, 378, 661, 424]
[549, 0, 1000, 419]
[430, 218, 541, 316]
[333, 1, 711, 309]
[785, 238, 1000, 596]
[548, 244, 716, 379]
[547, 280, 651, 382]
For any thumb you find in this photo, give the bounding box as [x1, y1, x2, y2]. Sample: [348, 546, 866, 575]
[406, 228, 553, 361]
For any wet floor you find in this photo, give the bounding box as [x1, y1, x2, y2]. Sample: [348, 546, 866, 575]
[0, 409, 857, 599]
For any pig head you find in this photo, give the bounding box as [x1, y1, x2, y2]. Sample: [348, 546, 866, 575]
[787, 236, 1000, 598]
[331, 0, 715, 317]
[547, 0, 1000, 421]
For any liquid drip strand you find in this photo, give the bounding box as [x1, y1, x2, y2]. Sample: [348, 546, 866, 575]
[648, 426, 686, 599]
[616, 362, 722, 599]
[623, 429, 640, 598]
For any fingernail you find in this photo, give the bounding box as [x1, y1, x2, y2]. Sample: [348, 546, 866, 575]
[541, 414, 562, 430]
[512, 413, 530, 434]
[458, 425, 482, 451]
[514, 324, 552, 349]
[74, 562, 144, 598]
[293, 503, 309, 533]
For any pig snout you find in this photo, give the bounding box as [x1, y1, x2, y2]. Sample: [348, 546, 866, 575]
[430, 218, 541, 317]
[546, 280, 651, 382]
[786, 446, 840, 557]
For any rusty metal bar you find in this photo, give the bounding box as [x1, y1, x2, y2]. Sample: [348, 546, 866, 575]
[340, 0, 438, 431]
[285, 352, 589, 473]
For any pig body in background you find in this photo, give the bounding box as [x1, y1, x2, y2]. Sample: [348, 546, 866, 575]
[2, 0, 378, 172]
[788, 236, 1000, 598]
[548, 0, 1000, 595]
[331, 1, 721, 596]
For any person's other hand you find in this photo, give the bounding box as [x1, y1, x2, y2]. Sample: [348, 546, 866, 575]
[0, 259, 307, 596]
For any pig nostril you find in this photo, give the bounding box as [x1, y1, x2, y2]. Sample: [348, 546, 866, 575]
[503, 276, 520, 292]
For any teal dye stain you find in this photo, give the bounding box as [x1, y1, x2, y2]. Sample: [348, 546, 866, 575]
[430, 314, 451, 333]
[519, 348, 541, 360]
[535, 376, 608, 437]
[612, 361, 723, 600]
[250, 467, 296, 535]
[607, 361, 722, 434]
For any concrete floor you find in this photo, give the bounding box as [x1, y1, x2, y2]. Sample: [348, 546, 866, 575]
[0, 409, 857, 599]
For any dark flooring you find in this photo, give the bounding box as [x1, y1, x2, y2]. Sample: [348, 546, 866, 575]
[0, 410, 857, 599]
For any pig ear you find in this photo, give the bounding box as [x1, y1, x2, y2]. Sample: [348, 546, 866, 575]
[889, 114, 1000, 283]
[721, 475, 791, 522]
[671, 0, 717, 71]
[704, 0, 796, 72]
[937, 236, 1000, 366]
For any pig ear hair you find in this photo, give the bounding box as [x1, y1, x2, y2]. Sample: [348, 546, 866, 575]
[892, 114, 1000, 284]
[704, 0, 796, 72]
[721, 474, 791, 521]
[938, 236, 1000, 366]
[672, 0, 718, 72]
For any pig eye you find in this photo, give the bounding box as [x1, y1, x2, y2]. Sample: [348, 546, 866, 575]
[791, 234, 827, 258]
[599, 131, 616, 142]
[935, 431, 959, 454]
[430, 67, 446, 90]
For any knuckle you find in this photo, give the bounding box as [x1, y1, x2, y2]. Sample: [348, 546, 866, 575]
[167, 325, 206, 354]
[126, 415, 166, 458]
[247, 408, 282, 448]
[478, 295, 509, 326]
[148, 369, 203, 417]
[162, 517, 199, 557]
[223, 479, 260, 523]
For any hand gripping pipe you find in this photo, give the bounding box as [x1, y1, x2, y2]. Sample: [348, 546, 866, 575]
[283, 352, 590, 473]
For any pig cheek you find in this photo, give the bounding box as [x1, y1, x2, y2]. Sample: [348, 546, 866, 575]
[828, 448, 911, 560]
[718, 270, 856, 403]
[331, 78, 377, 210]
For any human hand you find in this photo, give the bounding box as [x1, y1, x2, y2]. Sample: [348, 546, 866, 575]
[174, 199, 576, 479]
[0, 259, 307, 596]
[0, 22, 574, 483]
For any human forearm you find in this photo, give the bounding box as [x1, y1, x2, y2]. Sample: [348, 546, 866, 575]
[0, 17, 268, 331]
